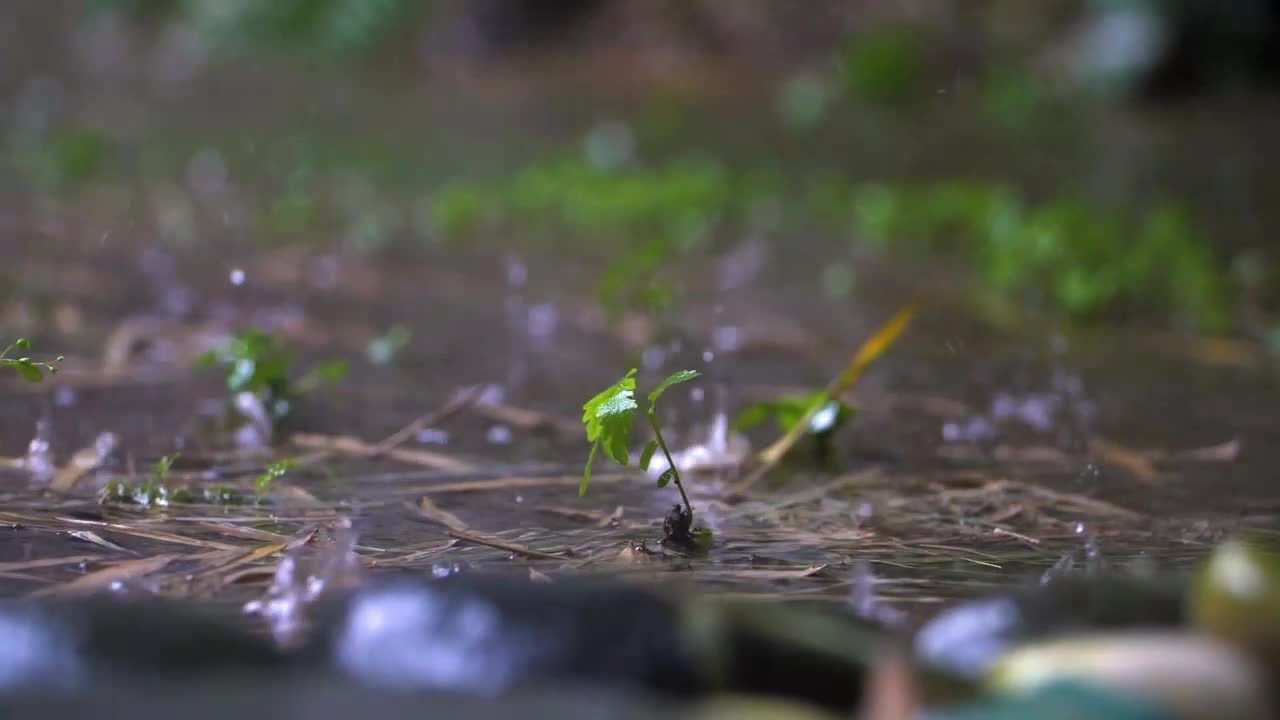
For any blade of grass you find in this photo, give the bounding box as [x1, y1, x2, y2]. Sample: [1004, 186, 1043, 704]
[29, 553, 181, 598]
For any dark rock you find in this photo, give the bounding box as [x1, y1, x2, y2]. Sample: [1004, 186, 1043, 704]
[0, 596, 287, 692]
[309, 574, 885, 713]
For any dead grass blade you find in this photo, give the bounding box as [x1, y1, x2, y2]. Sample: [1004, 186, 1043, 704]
[403, 473, 629, 495]
[1090, 437, 1159, 484]
[68, 530, 137, 554]
[467, 397, 581, 437]
[0, 555, 101, 573]
[54, 516, 240, 550]
[51, 434, 116, 494]
[371, 385, 483, 454]
[445, 528, 566, 561]
[416, 497, 470, 532]
[537, 504, 626, 528]
[29, 553, 181, 598]
[291, 432, 475, 471]
[188, 542, 288, 581]
[730, 303, 917, 496]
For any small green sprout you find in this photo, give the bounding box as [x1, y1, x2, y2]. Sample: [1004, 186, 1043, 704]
[581, 369, 704, 539]
[197, 329, 348, 422]
[734, 392, 855, 437]
[1, 339, 63, 383]
[103, 453, 179, 507]
[255, 458, 296, 502]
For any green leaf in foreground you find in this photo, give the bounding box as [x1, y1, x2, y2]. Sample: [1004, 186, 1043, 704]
[580, 369, 639, 495]
[1, 339, 63, 383]
[639, 439, 659, 471]
[647, 369, 701, 409]
[657, 468, 674, 488]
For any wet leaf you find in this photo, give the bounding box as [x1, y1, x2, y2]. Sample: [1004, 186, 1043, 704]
[313, 360, 350, 382]
[14, 338, 30, 350]
[647, 369, 700, 408]
[734, 392, 854, 436]
[657, 468, 674, 488]
[11, 361, 43, 383]
[579, 442, 600, 497]
[639, 439, 659, 471]
[582, 369, 638, 467]
[255, 459, 296, 501]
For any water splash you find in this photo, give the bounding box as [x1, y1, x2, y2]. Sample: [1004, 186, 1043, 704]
[24, 419, 55, 484]
[244, 519, 363, 646]
[1040, 522, 1109, 585]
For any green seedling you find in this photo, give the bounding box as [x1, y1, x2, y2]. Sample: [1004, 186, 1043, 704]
[1, 339, 63, 383]
[734, 392, 855, 464]
[367, 323, 412, 365]
[581, 369, 710, 546]
[255, 458, 296, 502]
[197, 329, 348, 423]
[103, 453, 180, 507]
[734, 392, 854, 437]
[101, 454, 255, 506]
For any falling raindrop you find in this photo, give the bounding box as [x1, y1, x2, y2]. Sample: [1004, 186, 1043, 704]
[485, 425, 512, 445]
[583, 120, 635, 170]
[229, 268, 245, 286]
[416, 429, 449, 445]
[25, 419, 54, 483]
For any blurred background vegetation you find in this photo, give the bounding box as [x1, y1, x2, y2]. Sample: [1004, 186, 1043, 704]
[5, 0, 1280, 346]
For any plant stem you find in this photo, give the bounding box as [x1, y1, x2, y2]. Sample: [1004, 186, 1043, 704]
[646, 410, 693, 524]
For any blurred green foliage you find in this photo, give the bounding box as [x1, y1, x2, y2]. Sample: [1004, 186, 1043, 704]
[838, 24, 926, 106]
[432, 155, 744, 315]
[431, 147, 1230, 331]
[848, 181, 1229, 331]
[197, 329, 348, 422]
[0, 339, 63, 383]
[9, 126, 111, 192]
[83, 0, 425, 55]
[433, 156, 736, 244]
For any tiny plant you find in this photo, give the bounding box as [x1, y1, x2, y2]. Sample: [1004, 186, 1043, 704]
[197, 329, 348, 422]
[104, 453, 180, 507]
[734, 392, 854, 437]
[1, 339, 63, 383]
[581, 368, 708, 545]
[734, 391, 854, 463]
[255, 458, 296, 502]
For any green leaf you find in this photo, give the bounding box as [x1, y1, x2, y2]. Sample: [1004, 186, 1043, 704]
[639, 440, 659, 471]
[580, 442, 600, 497]
[732, 401, 778, 432]
[657, 468, 675, 488]
[152, 454, 179, 483]
[582, 369, 638, 466]
[14, 338, 31, 350]
[12, 361, 43, 383]
[647, 369, 700, 408]
[313, 360, 349, 381]
[255, 458, 295, 501]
